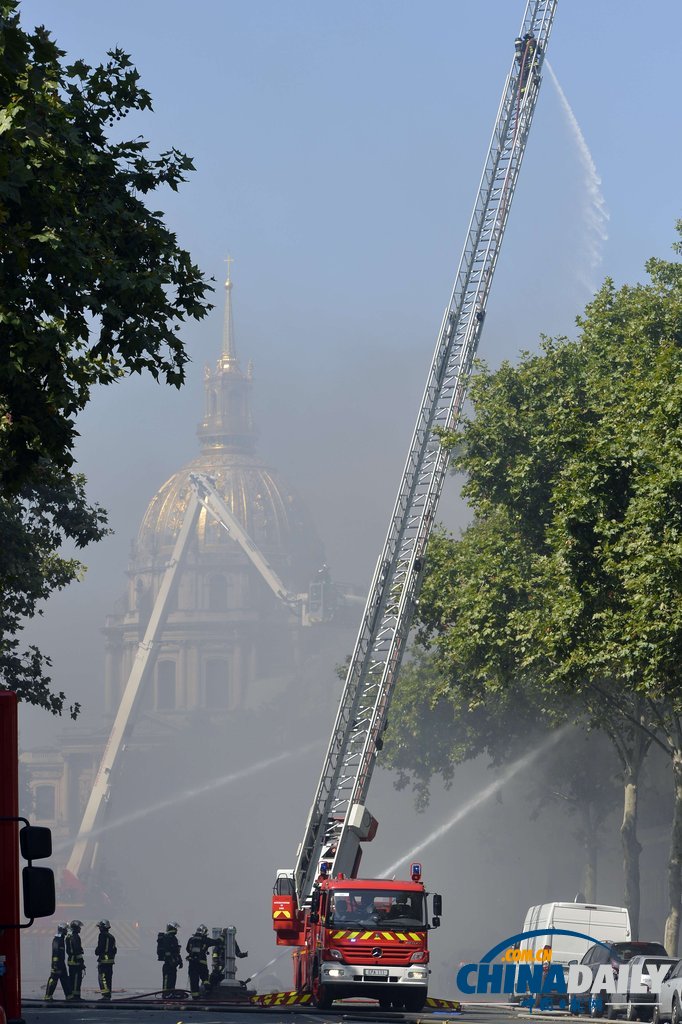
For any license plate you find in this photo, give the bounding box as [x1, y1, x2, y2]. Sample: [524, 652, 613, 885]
[364, 968, 389, 978]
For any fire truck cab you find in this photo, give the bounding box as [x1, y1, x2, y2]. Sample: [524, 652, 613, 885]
[274, 865, 441, 1010]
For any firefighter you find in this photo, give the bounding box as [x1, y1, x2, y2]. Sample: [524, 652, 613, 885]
[44, 923, 72, 1001]
[186, 924, 216, 999]
[65, 919, 85, 1000]
[95, 919, 117, 1001]
[209, 929, 248, 990]
[157, 922, 183, 998]
[515, 32, 538, 94]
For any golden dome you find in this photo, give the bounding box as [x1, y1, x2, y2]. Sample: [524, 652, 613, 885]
[137, 448, 314, 568]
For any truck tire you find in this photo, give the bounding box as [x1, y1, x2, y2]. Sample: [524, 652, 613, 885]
[403, 991, 426, 1012]
[311, 976, 333, 1010]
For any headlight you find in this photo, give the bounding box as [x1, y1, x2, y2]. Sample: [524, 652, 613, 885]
[322, 948, 345, 962]
[410, 951, 428, 963]
[327, 968, 346, 978]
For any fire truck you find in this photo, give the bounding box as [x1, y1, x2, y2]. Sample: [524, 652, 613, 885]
[271, 0, 557, 1010]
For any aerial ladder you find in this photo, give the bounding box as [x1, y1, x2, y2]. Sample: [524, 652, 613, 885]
[273, 0, 558, 992]
[64, 473, 342, 890]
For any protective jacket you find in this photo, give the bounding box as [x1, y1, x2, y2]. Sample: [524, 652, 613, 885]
[66, 931, 84, 966]
[96, 931, 117, 964]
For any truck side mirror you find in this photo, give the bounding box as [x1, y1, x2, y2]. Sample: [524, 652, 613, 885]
[23, 866, 56, 919]
[432, 893, 442, 917]
[310, 889, 320, 923]
[20, 825, 52, 861]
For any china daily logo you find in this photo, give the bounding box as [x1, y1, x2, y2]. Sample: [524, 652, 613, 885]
[456, 930, 670, 997]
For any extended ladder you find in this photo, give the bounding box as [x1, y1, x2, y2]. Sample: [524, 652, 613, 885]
[293, 0, 558, 904]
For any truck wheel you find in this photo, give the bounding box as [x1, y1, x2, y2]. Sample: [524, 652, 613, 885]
[403, 991, 426, 1012]
[311, 976, 333, 1010]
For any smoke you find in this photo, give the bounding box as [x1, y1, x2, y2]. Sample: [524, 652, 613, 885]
[53, 741, 322, 854]
[381, 725, 568, 877]
[545, 61, 609, 293]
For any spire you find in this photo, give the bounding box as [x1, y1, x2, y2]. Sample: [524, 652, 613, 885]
[197, 259, 256, 454]
[219, 256, 238, 371]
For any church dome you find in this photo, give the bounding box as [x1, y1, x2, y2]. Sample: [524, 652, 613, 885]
[136, 450, 318, 581]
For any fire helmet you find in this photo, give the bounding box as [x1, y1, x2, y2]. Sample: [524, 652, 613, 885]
[70, 919, 83, 930]
[98, 919, 111, 930]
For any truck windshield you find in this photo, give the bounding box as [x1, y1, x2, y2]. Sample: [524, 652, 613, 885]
[328, 890, 425, 930]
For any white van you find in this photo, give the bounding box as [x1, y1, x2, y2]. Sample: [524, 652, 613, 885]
[514, 902, 631, 997]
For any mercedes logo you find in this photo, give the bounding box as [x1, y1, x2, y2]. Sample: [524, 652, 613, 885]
[372, 948, 382, 958]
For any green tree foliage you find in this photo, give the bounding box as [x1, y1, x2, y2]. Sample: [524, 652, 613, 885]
[385, 227, 681, 938]
[0, 2, 212, 714]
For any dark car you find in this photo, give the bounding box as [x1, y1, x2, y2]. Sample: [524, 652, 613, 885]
[608, 955, 678, 1020]
[575, 941, 669, 1018]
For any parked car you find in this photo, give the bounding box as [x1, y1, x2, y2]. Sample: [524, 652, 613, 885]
[609, 955, 677, 1020]
[573, 941, 669, 1017]
[654, 959, 682, 1024]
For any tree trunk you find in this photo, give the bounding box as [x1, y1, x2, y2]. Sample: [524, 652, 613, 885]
[664, 754, 682, 955]
[580, 803, 598, 902]
[621, 771, 642, 939]
[584, 832, 598, 903]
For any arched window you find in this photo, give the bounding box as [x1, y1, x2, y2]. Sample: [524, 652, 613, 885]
[208, 574, 228, 611]
[156, 660, 176, 710]
[35, 785, 55, 821]
[205, 659, 230, 709]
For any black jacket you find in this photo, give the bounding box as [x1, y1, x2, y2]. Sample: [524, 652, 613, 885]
[95, 931, 117, 964]
[66, 931, 84, 965]
[51, 934, 66, 967]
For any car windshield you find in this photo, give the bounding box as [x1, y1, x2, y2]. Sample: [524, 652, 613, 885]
[328, 890, 425, 930]
[615, 943, 668, 962]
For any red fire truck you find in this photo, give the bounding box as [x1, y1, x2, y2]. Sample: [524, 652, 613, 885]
[273, 865, 442, 1010]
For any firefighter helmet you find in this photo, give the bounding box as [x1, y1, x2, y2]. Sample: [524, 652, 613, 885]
[166, 921, 179, 933]
[98, 919, 111, 930]
[197, 924, 208, 936]
[57, 922, 68, 933]
[70, 919, 83, 930]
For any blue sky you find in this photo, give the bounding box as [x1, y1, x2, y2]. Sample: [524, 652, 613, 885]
[18, 0, 682, 729]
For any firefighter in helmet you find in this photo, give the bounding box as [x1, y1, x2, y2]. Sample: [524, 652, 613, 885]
[95, 919, 117, 1001]
[65, 920, 85, 1000]
[157, 922, 183, 998]
[186, 924, 218, 999]
[44, 923, 72, 1001]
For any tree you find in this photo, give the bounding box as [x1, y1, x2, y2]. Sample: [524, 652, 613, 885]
[0, 2, 212, 714]
[526, 728, 622, 903]
[387, 227, 681, 942]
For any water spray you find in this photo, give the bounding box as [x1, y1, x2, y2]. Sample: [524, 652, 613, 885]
[53, 741, 322, 854]
[381, 725, 569, 876]
[546, 61, 609, 293]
